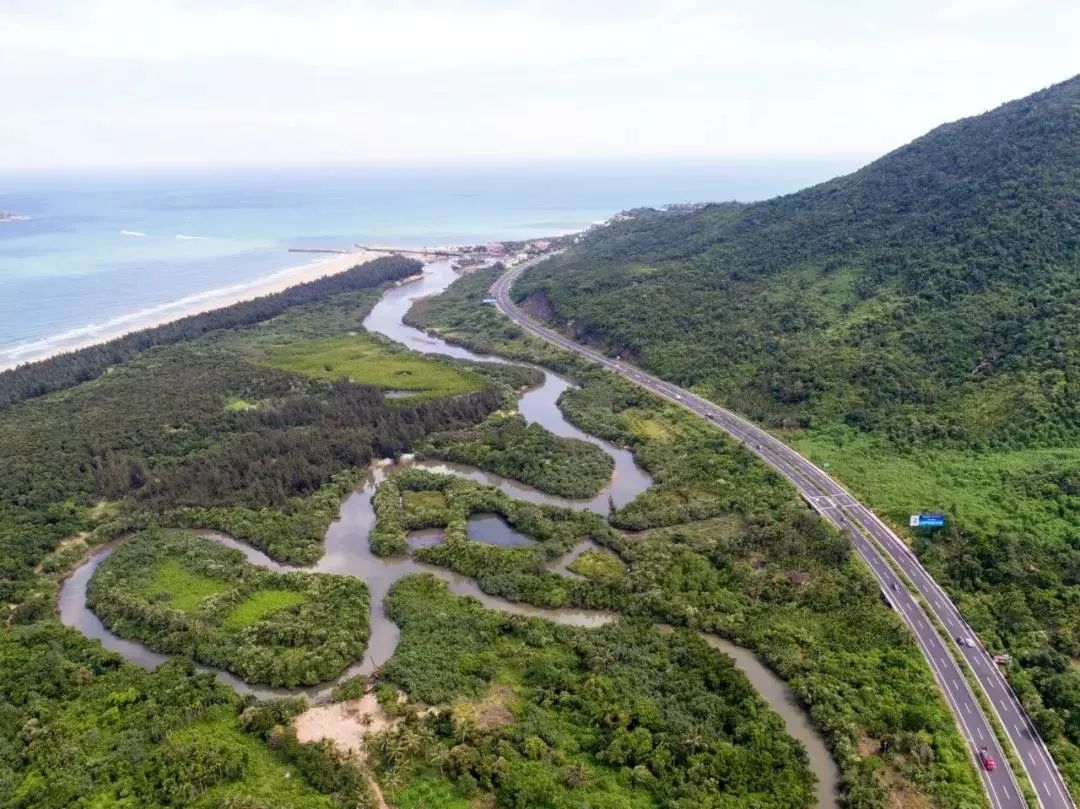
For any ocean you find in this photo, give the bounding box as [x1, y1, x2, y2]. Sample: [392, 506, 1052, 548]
[0, 159, 860, 368]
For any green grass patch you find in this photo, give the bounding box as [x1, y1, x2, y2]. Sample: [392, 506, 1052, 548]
[223, 589, 308, 630]
[265, 334, 483, 398]
[389, 772, 472, 809]
[402, 489, 447, 511]
[140, 557, 229, 611]
[792, 431, 1080, 549]
[224, 396, 259, 411]
[567, 548, 625, 582]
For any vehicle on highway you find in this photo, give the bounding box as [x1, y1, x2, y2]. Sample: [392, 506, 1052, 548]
[891, 582, 899, 591]
[957, 636, 977, 648]
[979, 746, 997, 772]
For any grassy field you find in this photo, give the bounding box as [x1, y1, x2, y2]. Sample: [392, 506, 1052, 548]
[265, 334, 484, 399]
[402, 490, 448, 511]
[388, 773, 471, 809]
[791, 430, 1080, 550]
[141, 558, 228, 611]
[223, 589, 308, 630]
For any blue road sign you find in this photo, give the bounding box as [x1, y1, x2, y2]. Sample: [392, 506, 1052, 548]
[909, 513, 946, 528]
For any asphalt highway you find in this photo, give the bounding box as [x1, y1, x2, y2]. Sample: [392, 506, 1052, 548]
[491, 255, 1075, 809]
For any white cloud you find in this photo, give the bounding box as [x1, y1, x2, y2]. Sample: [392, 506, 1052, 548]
[934, 0, 1023, 21]
[1, 0, 1077, 169]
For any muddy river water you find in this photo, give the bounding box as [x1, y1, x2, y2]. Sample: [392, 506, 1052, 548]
[58, 260, 839, 807]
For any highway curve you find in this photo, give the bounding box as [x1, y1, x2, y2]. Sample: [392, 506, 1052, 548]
[491, 254, 1076, 809]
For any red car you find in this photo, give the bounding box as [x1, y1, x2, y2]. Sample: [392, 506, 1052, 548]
[979, 746, 997, 772]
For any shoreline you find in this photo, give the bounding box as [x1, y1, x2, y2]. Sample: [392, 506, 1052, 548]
[0, 247, 436, 372]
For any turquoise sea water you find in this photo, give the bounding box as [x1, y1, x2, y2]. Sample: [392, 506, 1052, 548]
[0, 160, 859, 367]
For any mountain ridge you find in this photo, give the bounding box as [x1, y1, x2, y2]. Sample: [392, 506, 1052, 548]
[516, 74, 1080, 448]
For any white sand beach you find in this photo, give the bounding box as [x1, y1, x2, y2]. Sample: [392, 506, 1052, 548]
[1, 248, 434, 371]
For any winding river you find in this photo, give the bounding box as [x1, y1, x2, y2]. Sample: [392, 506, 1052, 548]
[58, 259, 839, 807]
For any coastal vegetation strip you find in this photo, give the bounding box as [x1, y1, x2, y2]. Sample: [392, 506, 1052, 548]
[86, 530, 370, 687]
[0, 254, 423, 411]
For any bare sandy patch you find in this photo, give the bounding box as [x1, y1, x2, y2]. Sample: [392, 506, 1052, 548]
[293, 692, 400, 755]
[451, 683, 516, 732]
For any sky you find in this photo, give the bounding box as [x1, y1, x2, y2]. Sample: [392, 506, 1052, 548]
[2, 0, 1078, 171]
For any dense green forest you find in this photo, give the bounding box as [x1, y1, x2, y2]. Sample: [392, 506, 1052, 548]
[1, 249, 887, 807]
[373, 574, 818, 809]
[0, 625, 370, 808]
[417, 413, 615, 499]
[87, 531, 370, 687]
[499, 75, 1080, 778]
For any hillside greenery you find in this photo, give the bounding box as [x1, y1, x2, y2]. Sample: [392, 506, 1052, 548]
[87, 531, 370, 687]
[502, 75, 1080, 782]
[516, 78, 1080, 451]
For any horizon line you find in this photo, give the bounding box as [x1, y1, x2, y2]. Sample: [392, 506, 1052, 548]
[0, 153, 875, 178]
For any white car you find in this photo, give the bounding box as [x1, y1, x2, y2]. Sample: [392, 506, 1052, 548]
[956, 636, 976, 648]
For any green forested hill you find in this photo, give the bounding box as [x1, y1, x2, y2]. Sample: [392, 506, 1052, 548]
[514, 76, 1080, 771]
[518, 74, 1080, 448]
